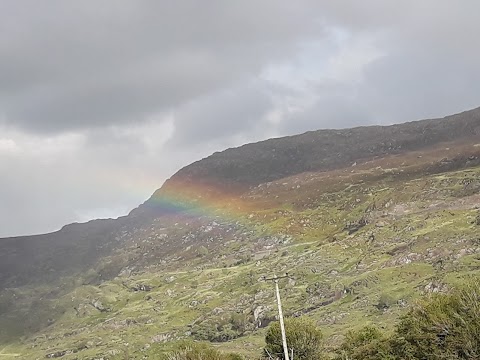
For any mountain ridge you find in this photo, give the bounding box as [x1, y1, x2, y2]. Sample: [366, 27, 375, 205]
[1, 107, 480, 358]
[2, 106, 480, 290]
[134, 106, 480, 216]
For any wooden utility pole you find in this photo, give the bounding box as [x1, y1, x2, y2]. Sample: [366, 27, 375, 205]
[263, 274, 291, 360]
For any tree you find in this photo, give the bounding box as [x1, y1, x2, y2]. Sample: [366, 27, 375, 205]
[264, 317, 324, 360]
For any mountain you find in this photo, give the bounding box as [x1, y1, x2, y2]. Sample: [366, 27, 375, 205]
[133, 107, 480, 221]
[1, 107, 480, 359]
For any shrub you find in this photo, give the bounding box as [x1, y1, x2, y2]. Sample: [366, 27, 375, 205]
[191, 322, 221, 342]
[164, 342, 243, 360]
[376, 293, 396, 310]
[197, 246, 209, 257]
[392, 279, 480, 359]
[332, 279, 480, 359]
[264, 317, 324, 360]
[335, 326, 393, 360]
[192, 318, 245, 342]
[230, 313, 251, 333]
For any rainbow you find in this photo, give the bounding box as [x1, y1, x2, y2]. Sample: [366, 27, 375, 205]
[139, 178, 262, 229]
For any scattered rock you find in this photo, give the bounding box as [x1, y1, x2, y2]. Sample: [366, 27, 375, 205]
[212, 307, 224, 315]
[254, 290, 270, 301]
[344, 217, 368, 234]
[165, 276, 176, 283]
[118, 267, 134, 277]
[253, 305, 271, 327]
[151, 333, 173, 343]
[386, 242, 409, 256]
[107, 349, 122, 356]
[424, 281, 448, 294]
[46, 350, 67, 358]
[253, 306, 266, 322]
[91, 300, 108, 312]
[131, 284, 152, 292]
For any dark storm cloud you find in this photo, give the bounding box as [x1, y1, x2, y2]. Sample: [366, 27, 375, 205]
[0, 0, 324, 133]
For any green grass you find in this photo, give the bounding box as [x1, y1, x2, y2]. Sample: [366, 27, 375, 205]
[2, 163, 480, 358]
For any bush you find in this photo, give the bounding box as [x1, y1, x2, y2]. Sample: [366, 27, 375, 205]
[164, 342, 244, 360]
[332, 278, 480, 360]
[264, 317, 324, 360]
[197, 246, 209, 257]
[392, 279, 480, 359]
[376, 293, 396, 310]
[191, 322, 221, 342]
[230, 313, 251, 333]
[192, 318, 246, 342]
[335, 326, 393, 360]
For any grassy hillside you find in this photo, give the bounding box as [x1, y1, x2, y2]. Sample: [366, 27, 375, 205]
[1, 137, 479, 359]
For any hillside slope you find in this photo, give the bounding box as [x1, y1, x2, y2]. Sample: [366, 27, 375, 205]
[157, 107, 480, 186]
[134, 107, 480, 217]
[0, 107, 480, 359]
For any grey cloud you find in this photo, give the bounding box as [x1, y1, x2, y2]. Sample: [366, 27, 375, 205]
[1, 48, 251, 133]
[0, 156, 94, 236]
[2, 1, 480, 237]
[0, 136, 163, 237]
[360, 52, 480, 125]
[0, 0, 325, 133]
[84, 127, 149, 163]
[279, 94, 371, 135]
[275, 0, 480, 134]
[169, 82, 273, 146]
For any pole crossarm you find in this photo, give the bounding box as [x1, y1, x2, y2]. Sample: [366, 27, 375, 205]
[262, 273, 293, 282]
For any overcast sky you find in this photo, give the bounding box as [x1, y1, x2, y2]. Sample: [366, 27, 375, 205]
[1, 1, 480, 237]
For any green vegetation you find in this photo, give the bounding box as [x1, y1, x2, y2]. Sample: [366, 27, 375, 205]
[264, 317, 324, 359]
[392, 278, 480, 359]
[1, 141, 480, 359]
[335, 326, 393, 360]
[191, 314, 250, 343]
[335, 278, 480, 359]
[162, 342, 244, 360]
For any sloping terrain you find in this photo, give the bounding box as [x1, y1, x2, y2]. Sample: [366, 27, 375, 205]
[0, 108, 480, 359]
